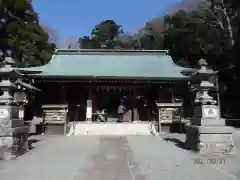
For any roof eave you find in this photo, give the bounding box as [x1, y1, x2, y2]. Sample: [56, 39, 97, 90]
[27, 74, 190, 81]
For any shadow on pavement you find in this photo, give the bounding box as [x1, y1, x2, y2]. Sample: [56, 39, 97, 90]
[28, 139, 40, 150]
[28, 133, 42, 150]
[226, 120, 240, 128]
[163, 137, 189, 150]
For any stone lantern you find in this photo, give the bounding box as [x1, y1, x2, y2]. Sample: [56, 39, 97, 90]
[185, 59, 235, 155]
[0, 56, 37, 160]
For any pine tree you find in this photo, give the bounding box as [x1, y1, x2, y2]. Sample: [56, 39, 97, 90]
[0, 0, 55, 67]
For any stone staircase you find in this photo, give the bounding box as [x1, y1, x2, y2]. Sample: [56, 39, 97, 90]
[67, 122, 157, 136]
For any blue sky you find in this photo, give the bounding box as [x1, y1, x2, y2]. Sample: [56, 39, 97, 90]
[32, 0, 182, 37]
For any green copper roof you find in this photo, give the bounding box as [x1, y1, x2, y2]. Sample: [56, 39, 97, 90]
[18, 49, 191, 80]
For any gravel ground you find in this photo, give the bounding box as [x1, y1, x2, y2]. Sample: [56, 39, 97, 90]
[0, 134, 239, 180]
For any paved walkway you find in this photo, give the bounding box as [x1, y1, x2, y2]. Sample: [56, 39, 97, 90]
[0, 135, 239, 180]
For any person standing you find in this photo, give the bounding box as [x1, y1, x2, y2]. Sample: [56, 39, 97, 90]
[117, 102, 126, 123]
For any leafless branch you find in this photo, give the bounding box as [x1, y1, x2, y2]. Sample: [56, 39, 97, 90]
[198, 11, 225, 30]
[200, 8, 225, 30]
[212, 20, 224, 30]
[214, 7, 225, 13]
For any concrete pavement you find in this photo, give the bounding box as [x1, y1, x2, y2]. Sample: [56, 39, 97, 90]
[0, 135, 239, 180]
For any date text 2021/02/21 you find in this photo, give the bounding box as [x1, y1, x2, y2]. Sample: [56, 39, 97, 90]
[193, 158, 226, 165]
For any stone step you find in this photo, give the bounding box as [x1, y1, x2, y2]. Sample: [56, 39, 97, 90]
[67, 123, 157, 136]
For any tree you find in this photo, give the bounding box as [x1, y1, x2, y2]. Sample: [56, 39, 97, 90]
[135, 19, 164, 50]
[115, 33, 139, 49]
[163, 10, 230, 68]
[78, 36, 101, 49]
[91, 20, 123, 48]
[78, 20, 123, 49]
[0, 0, 55, 67]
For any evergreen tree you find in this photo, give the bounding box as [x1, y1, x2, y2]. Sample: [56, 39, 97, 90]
[0, 0, 55, 67]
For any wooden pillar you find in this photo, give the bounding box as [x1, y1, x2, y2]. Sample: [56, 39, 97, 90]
[92, 89, 96, 114]
[61, 84, 66, 104]
[92, 89, 97, 122]
[67, 83, 76, 122]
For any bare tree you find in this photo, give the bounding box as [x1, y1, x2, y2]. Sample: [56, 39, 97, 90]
[209, 0, 235, 46]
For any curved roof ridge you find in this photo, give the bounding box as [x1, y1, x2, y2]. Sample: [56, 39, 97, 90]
[55, 49, 169, 55]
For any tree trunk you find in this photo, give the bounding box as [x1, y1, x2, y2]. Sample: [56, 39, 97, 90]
[224, 8, 234, 46]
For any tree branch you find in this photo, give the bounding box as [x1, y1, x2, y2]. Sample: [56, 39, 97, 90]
[212, 20, 224, 30]
[201, 9, 225, 30]
[214, 7, 225, 13]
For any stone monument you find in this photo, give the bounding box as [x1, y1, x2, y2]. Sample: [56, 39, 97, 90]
[185, 59, 235, 155]
[0, 56, 29, 160]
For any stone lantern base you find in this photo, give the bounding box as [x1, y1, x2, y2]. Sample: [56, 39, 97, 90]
[0, 105, 29, 160]
[185, 105, 236, 155]
[185, 125, 235, 154]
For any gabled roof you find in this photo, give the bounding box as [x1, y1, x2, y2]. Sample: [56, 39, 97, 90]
[18, 49, 192, 80]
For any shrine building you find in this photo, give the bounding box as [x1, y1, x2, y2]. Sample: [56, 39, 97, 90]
[17, 49, 194, 134]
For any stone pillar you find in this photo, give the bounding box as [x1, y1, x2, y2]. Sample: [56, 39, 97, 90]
[185, 59, 235, 155]
[0, 57, 29, 160]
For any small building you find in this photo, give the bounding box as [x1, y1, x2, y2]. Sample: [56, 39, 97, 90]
[18, 49, 193, 133]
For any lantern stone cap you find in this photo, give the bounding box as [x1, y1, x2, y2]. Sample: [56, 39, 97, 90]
[3, 57, 15, 65]
[14, 79, 40, 92]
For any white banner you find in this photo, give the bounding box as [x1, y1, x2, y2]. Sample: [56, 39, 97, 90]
[86, 100, 92, 119]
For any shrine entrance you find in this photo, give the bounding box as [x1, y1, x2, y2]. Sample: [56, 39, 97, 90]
[86, 85, 156, 123]
[94, 90, 127, 122]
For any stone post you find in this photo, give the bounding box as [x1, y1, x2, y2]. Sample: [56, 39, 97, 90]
[0, 57, 29, 160]
[185, 59, 235, 155]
